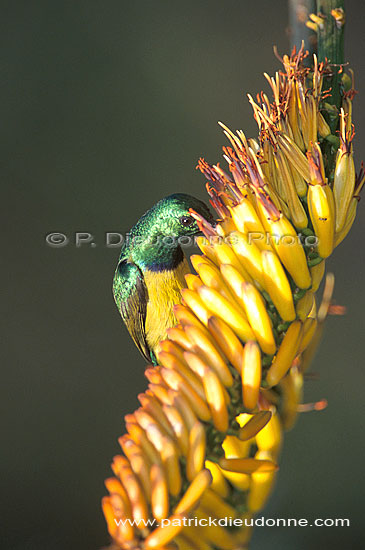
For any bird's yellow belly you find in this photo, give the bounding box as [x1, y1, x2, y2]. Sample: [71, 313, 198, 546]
[144, 258, 190, 352]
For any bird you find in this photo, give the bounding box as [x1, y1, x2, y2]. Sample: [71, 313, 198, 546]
[113, 193, 215, 365]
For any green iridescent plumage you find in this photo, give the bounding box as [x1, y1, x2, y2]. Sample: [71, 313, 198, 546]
[113, 193, 215, 363]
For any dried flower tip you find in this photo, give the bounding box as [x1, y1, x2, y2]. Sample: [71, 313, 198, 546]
[189, 208, 217, 238]
[297, 398, 328, 412]
[331, 7, 346, 27]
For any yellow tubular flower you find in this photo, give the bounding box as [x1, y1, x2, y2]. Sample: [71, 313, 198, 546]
[247, 450, 277, 513]
[241, 340, 262, 410]
[229, 231, 267, 288]
[288, 162, 307, 198]
[240, 282, 276, 355]
[255, 412, 282, 455]
[257, 204, 312, 289]
[184, 351, 229, 432]
[194, 260, 238, 303]
[333, 110, 356, 233]
[299, 317, 318, 353]
[186, 421, 207, 481]
[277, 133, 310, 181]
[183, 324, 234, 386]
[207, 316, 245, 374]
[318, 112, 331, 138]
[220, 263, 250, 302]
[306, 146, 336, 259]
[219, 457, 278, 474]
[266, 321, 303, 387]
[103, 48, 361, 550]
[334, 197, 357, 247]
[185, 273, 203, 291]
[238, 410, 272, 441]
[160, 367, 211, 422]
[151, 463, 169, 521]
[275, 151, 308, 229]
[261, 250, 296, 321]
[198, 285, 256, 342]
[279, 366, 303, 430]
[223, 434, 251, 460]
[296, 290, 315, 321]
[196, 236, 219, 265]
[193, 509, 237, 549]
[308, 183, 335, 258]
[310, 260, 325, 292]
[200, 489, 238, 520]
[180, 289, 211, 326]
[174, 469, 212, 515]
[144, 515, 185, 549]
[205, 460, 230, 498]
[102, 496, 135, 545]
[229, 199, 273, 251]
[213, 241, 254, 283]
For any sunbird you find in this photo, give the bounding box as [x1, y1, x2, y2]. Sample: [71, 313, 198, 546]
[113, 193, 215, 364]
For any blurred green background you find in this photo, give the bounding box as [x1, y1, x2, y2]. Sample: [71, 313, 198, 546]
[3, 1, 365, 548]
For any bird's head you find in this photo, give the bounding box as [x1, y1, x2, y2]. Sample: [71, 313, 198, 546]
[127, 193, 215, 271]
[150, 193, 215, 237]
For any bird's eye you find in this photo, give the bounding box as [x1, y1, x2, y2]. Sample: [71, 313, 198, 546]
[179, 215, 194, 227]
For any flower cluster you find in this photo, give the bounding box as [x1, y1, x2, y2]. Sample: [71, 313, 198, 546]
[102, 48, 363, 550]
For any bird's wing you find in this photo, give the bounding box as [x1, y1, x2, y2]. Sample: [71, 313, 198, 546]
[113, 259, 152, 363]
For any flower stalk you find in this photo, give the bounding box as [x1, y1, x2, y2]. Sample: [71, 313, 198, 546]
[102, 7, 363, 550]
[288, 0, 317, 60]
[316, 0, 345, 110]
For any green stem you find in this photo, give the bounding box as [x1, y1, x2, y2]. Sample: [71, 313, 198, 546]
[316, 0, 345, 110]
[288, 0, 317, 61]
